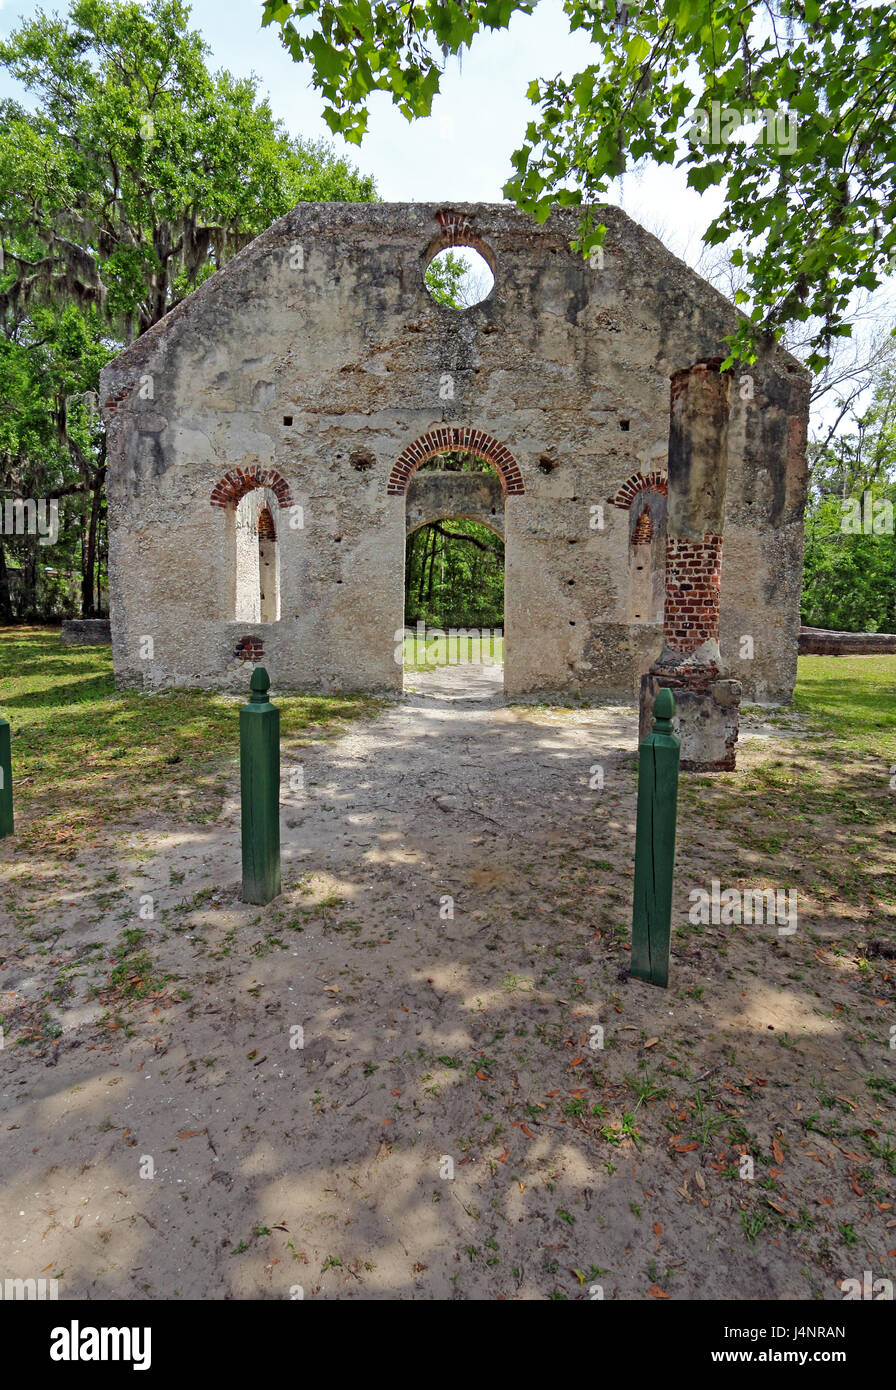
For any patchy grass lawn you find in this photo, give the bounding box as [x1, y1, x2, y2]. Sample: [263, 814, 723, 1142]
[0, 626, 384, 855]
[683, 656, 896, 920]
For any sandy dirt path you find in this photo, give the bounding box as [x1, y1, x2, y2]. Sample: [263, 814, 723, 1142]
[1, 670, 890, 1300]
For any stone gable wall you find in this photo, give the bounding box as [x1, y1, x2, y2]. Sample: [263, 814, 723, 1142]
[100, 202, 809, 701]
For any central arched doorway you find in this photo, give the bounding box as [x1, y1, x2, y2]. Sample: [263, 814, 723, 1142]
[388, 428, 523, 694]
[403, 457, 505, 689]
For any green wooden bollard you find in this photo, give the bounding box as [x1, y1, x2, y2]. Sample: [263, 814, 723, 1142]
[0, 716, 12, 838]
[240, 667, 280, 904]
[630, 686, 680, 988]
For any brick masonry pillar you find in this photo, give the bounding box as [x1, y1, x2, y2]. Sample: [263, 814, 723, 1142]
[658, 359, 730, 677]
[640, 360, 742, 771]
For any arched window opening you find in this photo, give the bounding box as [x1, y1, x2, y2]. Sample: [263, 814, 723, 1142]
[628, 494, 666, 624]
[232, 488, 280, 623]
[257, 505, 280, 623]
[423, 213, 496, 309]
[417, 450, 494, 476]
[632, 510, 654, 545]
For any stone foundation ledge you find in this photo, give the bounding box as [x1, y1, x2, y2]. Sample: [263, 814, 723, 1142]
[799, 626, 896, 656]
[60, 619, 112, 646]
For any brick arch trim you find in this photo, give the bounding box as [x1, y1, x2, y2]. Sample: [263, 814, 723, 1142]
[210, 466, 294, 510]
[388, 428, 524, 497]
[426, 210, 496, 274]
[607, 470, 668, 510]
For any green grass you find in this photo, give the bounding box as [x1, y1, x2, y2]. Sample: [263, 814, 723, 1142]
[106, 927, 170, 1000]
[404, 630, 504, 669]
[793, 655, 896, 755]
[679, 654, 896, 912]
[0, 626, 383, 852]
[3, 636, 893, 888]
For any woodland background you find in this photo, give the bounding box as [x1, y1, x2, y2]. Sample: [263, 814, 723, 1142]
[2, 0, 894, 635]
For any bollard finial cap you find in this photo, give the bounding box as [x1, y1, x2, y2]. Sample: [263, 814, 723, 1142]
[249, 666, 271, 701]
[653, 686, 675, 730]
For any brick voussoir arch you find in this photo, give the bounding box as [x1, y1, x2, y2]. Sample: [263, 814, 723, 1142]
[427, 209, 497, 274]
[607, 469, 668, 510]
[387, 427, 525, 496]
[210, 465, 294, 509]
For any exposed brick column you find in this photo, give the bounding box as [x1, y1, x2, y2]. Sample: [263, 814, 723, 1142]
[655, 359, 731, 681]
[641, 360, 741, 770]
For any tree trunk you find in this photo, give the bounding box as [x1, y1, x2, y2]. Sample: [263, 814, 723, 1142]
[417, 527, 431, 603]
[0, 537, 12, 623]
[404, 529, 416, 614]
[82, 466, 106, 617]
[95, 505, 108, 614]
[426, 529, 438, 603]
[22, 533, 38, 617]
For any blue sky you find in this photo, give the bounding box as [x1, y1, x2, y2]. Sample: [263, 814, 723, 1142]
[2, 0, 891, 433]
[0, 0, 719, 254]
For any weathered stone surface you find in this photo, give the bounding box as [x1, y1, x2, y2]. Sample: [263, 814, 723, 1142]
[100, 201, 809, 700]
[640, 673, 742, 772]
[406, 470, 504, 536]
